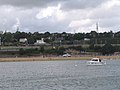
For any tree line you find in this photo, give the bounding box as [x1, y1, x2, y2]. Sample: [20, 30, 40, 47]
[1, 30, 120, 45]
[0, 30, 120, 56]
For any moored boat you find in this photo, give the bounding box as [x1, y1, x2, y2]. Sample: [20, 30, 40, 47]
[87, 58, 106, 65]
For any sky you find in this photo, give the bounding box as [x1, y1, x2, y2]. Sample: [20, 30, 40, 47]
[0, 0, 120, 33]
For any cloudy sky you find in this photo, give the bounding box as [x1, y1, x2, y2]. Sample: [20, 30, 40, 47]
[0, 0, 120, 33]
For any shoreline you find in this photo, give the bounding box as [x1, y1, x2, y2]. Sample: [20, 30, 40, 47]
[0, 55, 120, 62]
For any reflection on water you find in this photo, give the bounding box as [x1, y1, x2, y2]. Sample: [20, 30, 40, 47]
[0, 60, 120, 90]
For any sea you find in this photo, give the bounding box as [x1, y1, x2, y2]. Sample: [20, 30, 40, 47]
[0, 59, 120, 90]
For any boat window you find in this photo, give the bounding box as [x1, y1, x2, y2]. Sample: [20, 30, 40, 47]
[92, 59, 98, 61]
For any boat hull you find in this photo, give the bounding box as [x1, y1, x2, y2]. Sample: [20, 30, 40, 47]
[87, 61, 106, 65]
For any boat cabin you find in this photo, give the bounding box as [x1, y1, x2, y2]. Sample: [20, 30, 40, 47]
[91, 58, 101, 62]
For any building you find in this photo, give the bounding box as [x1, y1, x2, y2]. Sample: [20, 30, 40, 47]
[19, 38, 27, 43]
[0, 31, 3, 34]
[84, 38, 90, 41]
[0, 37, 1, 45]
[34, 38, 46, 45]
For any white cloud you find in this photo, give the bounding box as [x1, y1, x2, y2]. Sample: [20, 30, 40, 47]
[104, 0, 120, 9]
[0, 0, 120, 33]
[36, 4, 65, 21]
[69, 19, 91, 28]
[36, 7, 54, 19]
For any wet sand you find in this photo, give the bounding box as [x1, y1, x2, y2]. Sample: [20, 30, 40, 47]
[0, 55, 120, 62]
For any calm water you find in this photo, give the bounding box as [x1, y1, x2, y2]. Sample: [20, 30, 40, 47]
[0, 60, 120, 90]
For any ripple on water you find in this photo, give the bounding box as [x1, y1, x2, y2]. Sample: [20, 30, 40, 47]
[0, 60, 120, 90]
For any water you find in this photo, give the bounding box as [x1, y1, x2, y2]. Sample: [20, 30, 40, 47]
[0, 60, 120, 90]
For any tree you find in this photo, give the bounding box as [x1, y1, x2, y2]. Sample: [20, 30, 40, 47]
[57, 47, 65, 55]
[44, 32, 51, 38]
[40, 46, 45, 57]
[73, 33, 84, 40]
[101, 43, 115, 55]
[13, 31, 22, 41]
[2, 32, 14, 43]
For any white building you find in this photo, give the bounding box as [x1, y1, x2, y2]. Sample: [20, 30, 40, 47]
[0, 31, 3, 34]
[19, 38, 27, 43]
[34, 38, 46, 45]
[84, 38, 90, 41]
[0, 37, 1, 45]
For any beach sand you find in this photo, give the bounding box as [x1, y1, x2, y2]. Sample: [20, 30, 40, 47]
[0, 55, 120, 62]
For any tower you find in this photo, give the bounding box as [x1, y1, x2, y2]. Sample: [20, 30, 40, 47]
[96, 22, 98, 33]
[16, 25, 19, 31]
[16, 18, 20, 31]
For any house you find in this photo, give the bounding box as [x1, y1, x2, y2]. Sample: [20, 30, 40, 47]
[0, 31, 3, 34]
[34, 38, 46, 45]
[84, 38, 90, 41]
[19, 38, 27, 43]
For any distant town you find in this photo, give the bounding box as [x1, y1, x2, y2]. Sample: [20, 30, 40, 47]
[0, 30, 120, 57]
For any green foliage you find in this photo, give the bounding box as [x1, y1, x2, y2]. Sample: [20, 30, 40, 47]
[73, 33, 84, 40]
[19, 48, 25, 55]
[44, 32, 51, 38]
[67, 46, 84, 51]
[40, 46, 45, 53]
[19, 48, 39, 56]
[89, 44, 102, 52]
[0, 31, 120, 46]
[27, 37, 35, 44]
[57, 47, 65, 55]
[2, 31, 120, 56]
[89, 44, 94, 50]
[101, 43, 115, 55]
[45, 48, 57, 55]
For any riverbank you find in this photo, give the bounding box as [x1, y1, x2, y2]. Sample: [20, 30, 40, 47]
[0, 55, 120, 62]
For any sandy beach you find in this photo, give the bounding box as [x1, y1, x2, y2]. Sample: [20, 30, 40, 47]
[0, 55, 120, 62]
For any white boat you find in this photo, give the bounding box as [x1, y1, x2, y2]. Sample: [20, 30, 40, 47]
[87, 58, 106, 65]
